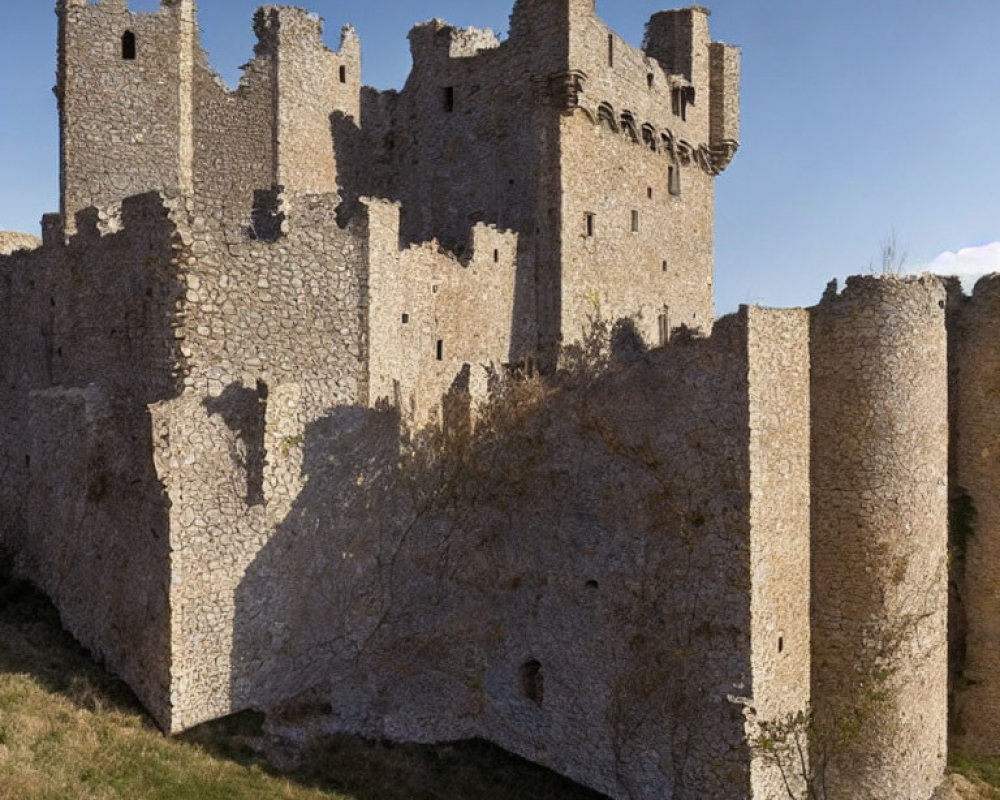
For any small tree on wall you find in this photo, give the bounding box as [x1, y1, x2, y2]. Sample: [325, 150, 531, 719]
[867, 229, 908, 276]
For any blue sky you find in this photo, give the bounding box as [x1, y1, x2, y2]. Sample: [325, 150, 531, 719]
[1, 0, 997, 314]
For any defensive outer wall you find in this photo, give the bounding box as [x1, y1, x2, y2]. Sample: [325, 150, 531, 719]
[0, 0, 993, 799]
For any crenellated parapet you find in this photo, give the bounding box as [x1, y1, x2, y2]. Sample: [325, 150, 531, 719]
[362, 197, 518, 423]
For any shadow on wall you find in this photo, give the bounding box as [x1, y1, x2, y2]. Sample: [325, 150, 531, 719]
[204, 381, 269, 507]
[230, 318, 759, 800]
[19, 393, 173, 726]
[328, 96, 556, 366]
[0, 191, 188, 728]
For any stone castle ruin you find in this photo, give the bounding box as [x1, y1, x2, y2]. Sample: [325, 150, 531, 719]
[0, 1, 995, 798]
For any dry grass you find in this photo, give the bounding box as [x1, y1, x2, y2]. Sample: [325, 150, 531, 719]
[0, 568, 605, 800]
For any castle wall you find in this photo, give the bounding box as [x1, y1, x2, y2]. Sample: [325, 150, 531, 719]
[190, 49, 275, 236]
[174, 195, 366, 414]
[0, 232, 42, 256]
[809, 276, 948, 800]
[154, 196, 372, 729]
[365, 198, 518, 423]
[950, 276, 1000, 756]
[745, 307, 812, 799]
[382, 19, 553, 359]
[709, 42, 741, 149]
[22, 389, 173, 727]
[0, 192, 189, 730]
[58, 0, 193, 232]
[265, 8, 361, 198]
[215, 312, 790, 800]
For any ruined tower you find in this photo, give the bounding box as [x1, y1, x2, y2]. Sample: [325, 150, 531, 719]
[56, 0, 362, 235]
[56, 0, 197, 232]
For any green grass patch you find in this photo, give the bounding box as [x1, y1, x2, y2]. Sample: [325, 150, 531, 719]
[951, 751, 1000, 791]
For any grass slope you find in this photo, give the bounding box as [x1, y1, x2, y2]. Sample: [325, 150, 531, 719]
[0, 571, 605, 800]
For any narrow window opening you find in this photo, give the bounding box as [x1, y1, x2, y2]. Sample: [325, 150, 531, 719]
[50, 296, 56, 307]
[121, 31, 136, 61]
[432, 284, 439, 294]
[778, 636, 784, 654]
[25, 454, 31, 468]
[401, 313, 409, 324]
[631, 210, 640, 233]
[671, 87, 688, 120]
[658, 310, 670, 346]
[647, 73, 654, 89]
[339, 65, 347, 83]
[607, 34, 614, 67]
[436, 340, 444, 361]
[493, 249, 500, 263]
[647, 186, 653, 200]
[520, 660, 544, 706]
[585, 213, 595, 238]
[669, 165, 681, 196]
[443, 86, 455, 112]
[662, 259, 668, 272]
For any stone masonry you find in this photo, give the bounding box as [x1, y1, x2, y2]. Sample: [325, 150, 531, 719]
[0, 1, 992, 799]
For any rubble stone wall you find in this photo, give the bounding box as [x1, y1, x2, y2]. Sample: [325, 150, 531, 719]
[230, 312, 762, 800]
[0, 192, 188, 728]
[950, 276, 1000, 757]
[746, 307, 812, 799]
[366, 199, 518, 423]
[58, 0, 192, 231]
[0, 232, 42, 255]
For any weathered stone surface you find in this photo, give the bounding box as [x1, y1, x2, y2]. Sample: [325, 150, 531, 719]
[0, 231, 42, 255]
[0, 2, 978, 800]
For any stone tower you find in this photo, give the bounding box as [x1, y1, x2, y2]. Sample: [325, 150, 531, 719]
[56, 0, 362, 235]
[810, 277, 949, 800]
[56, 0, 197, 232]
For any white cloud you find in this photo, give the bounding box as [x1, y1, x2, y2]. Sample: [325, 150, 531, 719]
[918, 241, 1000, 289]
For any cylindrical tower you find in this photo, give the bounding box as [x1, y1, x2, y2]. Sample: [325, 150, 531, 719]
[810, 275, 948, 800]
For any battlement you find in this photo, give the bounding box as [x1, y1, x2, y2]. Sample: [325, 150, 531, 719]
[407, 19, 501, 65]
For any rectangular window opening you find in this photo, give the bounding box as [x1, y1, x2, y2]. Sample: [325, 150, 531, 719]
[402, 313, 410, 324]
[443, 86, 455, 112]
[122, 31, 136, 61]
[647, 186, 653, 200]
[585, 213, 595, 238]
[671, 87, 689, 120]
[436, 340, 444, 361]
[662, 259, 668, 272]
[493, 248, 500, 263]
[608, 34, 614, 67]
[658, 311, 670, 346]
[339, 65, 347, 83]
[631, 210, 640, 233]
[669, 165, 681, 196]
